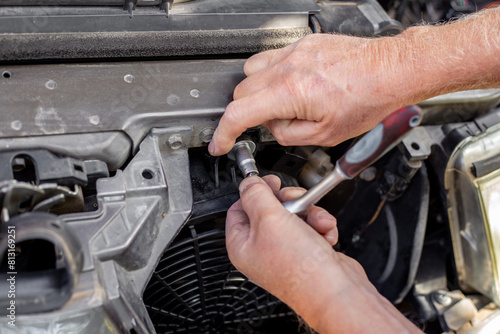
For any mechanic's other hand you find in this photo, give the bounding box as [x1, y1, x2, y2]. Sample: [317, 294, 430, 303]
[209, 33, 415, 156]
[226, 175, 368, 331]
[225, 175, 351, 295]
[249, 174, 338, 245]
[226, 175, 424, 333]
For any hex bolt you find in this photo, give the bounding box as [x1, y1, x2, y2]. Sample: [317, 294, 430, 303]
[434, 292, 452, 306]
[167, 134, 183, 150]
[199, 127, 215, 143]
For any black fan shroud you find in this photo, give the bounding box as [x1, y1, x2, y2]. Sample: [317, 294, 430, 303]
[143, 215, 301, 334]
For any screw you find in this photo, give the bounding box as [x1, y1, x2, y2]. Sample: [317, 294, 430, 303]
[434, 292, 452, 306]
[199, 127, 215, 143]
[167, 134, 183, 150]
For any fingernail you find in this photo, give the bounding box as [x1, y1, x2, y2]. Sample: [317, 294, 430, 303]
[317, 210, 333, 220]
[326, 234, 337, 245]
[287, 188, 307, 198]
[239, 176, 261, 194]
[208, 140, 216, 155]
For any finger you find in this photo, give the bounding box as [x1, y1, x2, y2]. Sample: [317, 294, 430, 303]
[261, 174, 282, 196]
[233, 68, 275, 100]
[265, 118, 332, 147]
[277, 187, 338, 245]
[209, 87, 296, 156]
[276, 187, 306, 202]
[235, 52, 300, 101]
[244, 49, 284, 76]
[238, 176, 290, 226]
[306, 206, 338, 245]
[226, 200, 251, 260]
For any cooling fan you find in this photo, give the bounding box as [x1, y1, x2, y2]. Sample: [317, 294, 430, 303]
[143, 216, 301, 334]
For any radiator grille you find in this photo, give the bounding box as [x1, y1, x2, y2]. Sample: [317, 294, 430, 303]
[143, 217, 296, 334]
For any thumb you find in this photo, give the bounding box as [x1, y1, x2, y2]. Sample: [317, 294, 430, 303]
[225, 200, 251, 263]
[238, 176, 290, 227]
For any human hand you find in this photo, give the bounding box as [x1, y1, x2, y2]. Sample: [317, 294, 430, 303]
[225, 175, 360, 298]
[226, 175, 423, 333]
[209, 33, 418, 156]
[226, 175, 369, 330]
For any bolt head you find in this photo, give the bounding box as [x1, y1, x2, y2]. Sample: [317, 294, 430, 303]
[227, 140, 256, 161]
[199, 127, 215, 143]
[434, 292, 452, 306]
[168, 134, 183, 150]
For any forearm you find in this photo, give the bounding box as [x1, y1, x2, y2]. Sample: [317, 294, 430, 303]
[210, 7, 499, 155]
[282, 253, 422, 334]
[386, 7, 500, 108]
[313, 284, 421, 334]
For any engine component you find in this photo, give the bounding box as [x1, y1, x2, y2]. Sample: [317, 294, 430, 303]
[313, 0, 403, 36]
[0, 212, 83, 314]
[0, 60, 247, 154]
[0, 0, 318, 62]
[0, 0, 406, 63]
[0, 132, 132, 171]
[297, 147, 334, 188]
[142, 148, 303, 333]
[283, 105, 422, 215]
[143, 217, 294, 334]
[419, 89, 500, 125]
[0, 181, 84, 222]
[446, 120, 500, 306]
[0, 150, 88, 186]
[1, 1, 500, 332]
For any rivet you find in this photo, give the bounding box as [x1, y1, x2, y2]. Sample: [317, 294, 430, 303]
[190, 89, 200, 98]
[124, 74, 135, 83]
[45, 80, 57, 90]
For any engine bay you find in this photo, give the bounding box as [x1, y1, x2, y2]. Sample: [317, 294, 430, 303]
[1, 1, 500, 333]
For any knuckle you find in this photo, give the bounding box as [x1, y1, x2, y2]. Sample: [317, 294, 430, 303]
[281, 75, 299, 103]
[282, 187, 306, 198]
[270, 124, 289, 147]
[224, 102, 240, 124]
[241, 182, 266, 203]
[233, 83, 243, 100]
[243, 58, 254, 75]
[314, 123, 333, 145]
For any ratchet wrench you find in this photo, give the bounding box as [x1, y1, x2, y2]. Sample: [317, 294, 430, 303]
[282, 105, 423, 215]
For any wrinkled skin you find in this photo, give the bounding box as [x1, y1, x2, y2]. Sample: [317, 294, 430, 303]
[226, 175, 422, 333]
[209, 34, 408, 156]
[218, 8, 500, 332]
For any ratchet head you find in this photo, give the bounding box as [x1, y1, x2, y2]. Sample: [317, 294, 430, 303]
[337, 105, 422, 179]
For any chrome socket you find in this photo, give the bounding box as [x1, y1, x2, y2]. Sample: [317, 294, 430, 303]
[227, 140, 259, 178]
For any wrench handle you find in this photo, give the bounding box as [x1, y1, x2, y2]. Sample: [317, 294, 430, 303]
[337, 105, 422, 179]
